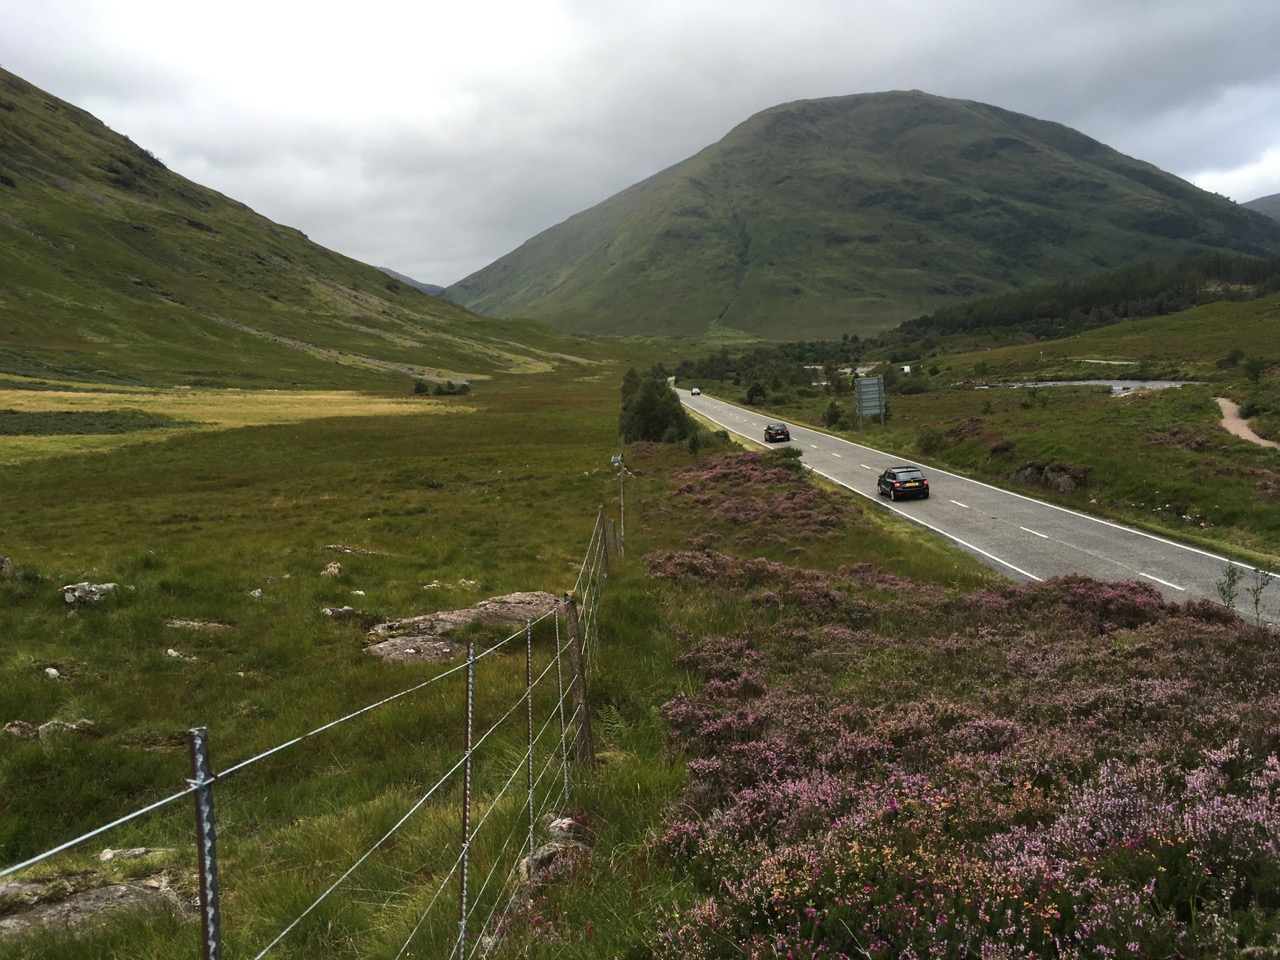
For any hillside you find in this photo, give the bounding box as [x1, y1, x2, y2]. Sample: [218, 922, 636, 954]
[446, 91, 1280, 341]
[1246, 192, 1280, 222]
[378, 267, 447, 297]
[0, 68, 591, 391]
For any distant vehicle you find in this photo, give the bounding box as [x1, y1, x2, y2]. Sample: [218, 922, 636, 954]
[877, 465, 930, 501]
[690, 387, 701, 396]
[764, 423, 791, 443]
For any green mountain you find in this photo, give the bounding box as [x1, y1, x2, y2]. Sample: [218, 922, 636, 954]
[0, 68, 584, 390]
[446, 91, 1280, 341]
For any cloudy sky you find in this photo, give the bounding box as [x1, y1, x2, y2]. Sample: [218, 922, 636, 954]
[5, 0, 1280, 285]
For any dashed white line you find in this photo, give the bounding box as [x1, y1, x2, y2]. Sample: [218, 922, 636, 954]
[832, 453, 842, 458]
[1140, 572, 1186, 591]
[950, 500, 970, 509]
[1020, 526, 1049, 539]
[860, 464, 873, 470]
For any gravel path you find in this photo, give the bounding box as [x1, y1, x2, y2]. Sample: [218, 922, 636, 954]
[1216, 397, 1279, 449]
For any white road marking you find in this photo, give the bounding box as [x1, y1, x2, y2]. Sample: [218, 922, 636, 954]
[832, 453, 842, 458]
[1020, 526, 1049, 539]
[860, 464, 873, 470]
[1140, 573, 1186, 591]
[950, 500, 969, 509]
[808, 467, 1044, 582]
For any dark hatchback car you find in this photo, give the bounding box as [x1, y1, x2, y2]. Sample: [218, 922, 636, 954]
[877, 465, 930, 501]
[764, 423, 791, 443]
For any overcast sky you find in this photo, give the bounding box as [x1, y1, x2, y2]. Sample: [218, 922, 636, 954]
[5, 0, 1280, 286]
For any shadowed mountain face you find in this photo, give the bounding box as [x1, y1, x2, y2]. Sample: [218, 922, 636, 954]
[0, 68, 577, 389]
[1245, 193, 1280, 223]
[447, 91, 1280, 341]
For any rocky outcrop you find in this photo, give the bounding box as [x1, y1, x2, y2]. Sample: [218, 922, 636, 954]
[365, 592, 559, 663]
[1007, 460, 1088, 493]
[0, 868, 187, 941]
[4, 718, 96, 740]
[519, 814, 591, 887]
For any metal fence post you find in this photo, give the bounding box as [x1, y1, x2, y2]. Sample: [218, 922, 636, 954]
[562, 592, 595, 768]
[187, 727, 222, 960]
[457, 642, 475, 960]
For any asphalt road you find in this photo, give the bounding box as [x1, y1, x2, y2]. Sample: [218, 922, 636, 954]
[681, 390, 1272, 622]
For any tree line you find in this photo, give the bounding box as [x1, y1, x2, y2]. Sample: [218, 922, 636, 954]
[897, 252, 1280, 341]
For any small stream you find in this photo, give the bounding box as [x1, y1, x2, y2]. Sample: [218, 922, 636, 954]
[996, 379, 1198, 395]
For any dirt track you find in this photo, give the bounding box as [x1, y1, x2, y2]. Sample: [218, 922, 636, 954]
[1216, 397, 1279, 449]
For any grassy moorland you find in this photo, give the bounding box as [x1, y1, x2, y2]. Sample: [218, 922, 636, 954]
[6, 361, 1280, 957]
[0, 358, 990, 958]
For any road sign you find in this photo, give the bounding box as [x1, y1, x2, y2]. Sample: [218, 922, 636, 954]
[854, 376, 885, 427]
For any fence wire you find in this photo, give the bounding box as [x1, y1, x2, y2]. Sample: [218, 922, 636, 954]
[3, 504, 621, 960]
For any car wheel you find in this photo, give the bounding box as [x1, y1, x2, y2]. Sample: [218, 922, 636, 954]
[921, 492, 929, 500]
[890, 488, 898, 502]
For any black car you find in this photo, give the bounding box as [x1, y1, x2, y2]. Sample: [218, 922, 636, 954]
[764, 423, 790, 443]
[877, 465, 929, 501]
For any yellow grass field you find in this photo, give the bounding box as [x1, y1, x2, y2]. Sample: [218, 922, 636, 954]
[0, 382, 466, 465]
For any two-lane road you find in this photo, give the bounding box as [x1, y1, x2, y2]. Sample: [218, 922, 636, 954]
[682, 390, 1269, 620]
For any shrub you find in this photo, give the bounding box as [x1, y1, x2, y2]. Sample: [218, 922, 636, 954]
[620, 369, 692, 442]
[917, 427, 946, 455]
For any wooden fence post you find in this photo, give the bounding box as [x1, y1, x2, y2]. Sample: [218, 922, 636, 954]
[597, 505, 610, 578]
[562, 592, 595, 768]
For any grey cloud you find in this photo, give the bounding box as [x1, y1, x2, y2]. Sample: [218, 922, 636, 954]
[3, 0, 1279, 283]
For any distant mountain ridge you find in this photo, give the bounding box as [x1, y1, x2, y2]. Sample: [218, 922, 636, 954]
[1245, 193, 1280, 222]
[447, 91, 1280, 340]
[378, 267, 447, 297]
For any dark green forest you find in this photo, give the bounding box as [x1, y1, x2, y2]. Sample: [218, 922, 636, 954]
[898, 252, 1280, 340]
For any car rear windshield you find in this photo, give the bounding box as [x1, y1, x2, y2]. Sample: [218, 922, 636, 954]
[896, 469, 924, 479]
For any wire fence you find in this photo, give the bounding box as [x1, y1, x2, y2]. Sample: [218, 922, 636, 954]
[1, 502, 626, 960]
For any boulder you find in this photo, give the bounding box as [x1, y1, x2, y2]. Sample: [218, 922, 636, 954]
[38, 719, 96, 740]
[322, 605, 359, 621]
[61, 582, 117, 604]
[4, 720, 37, 739]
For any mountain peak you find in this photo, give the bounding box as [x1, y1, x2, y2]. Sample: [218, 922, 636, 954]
[447, 91, 1280, 340]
